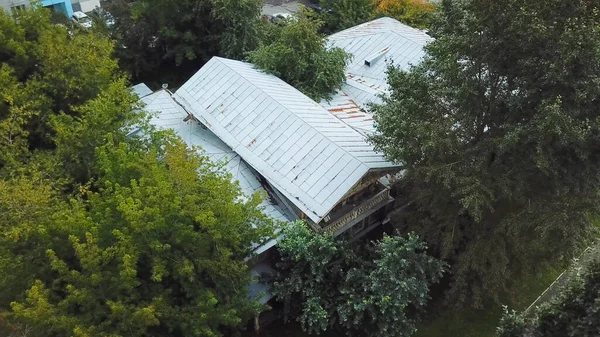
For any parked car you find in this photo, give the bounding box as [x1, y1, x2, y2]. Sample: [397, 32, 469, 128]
[72, 11, 93, 28]
[91, 7, 115, 27]
[269, 12, 295, 25]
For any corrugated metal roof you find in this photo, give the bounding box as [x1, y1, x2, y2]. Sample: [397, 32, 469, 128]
[174, 57, 395, 224]
[329, 17, 430, 88]
[320, 17, 431, 135]
[131, 83, 153, 98]
[329, 16, 431, 47]
[140, 90, 292, 226]
[318, 89, 377, 136]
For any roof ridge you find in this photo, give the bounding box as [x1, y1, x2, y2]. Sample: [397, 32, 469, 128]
[212, 57, 373, 169]
[142, 88, 164, 107]
[328, 17, 390, 39]
[389, 29, 431, 47]
[329, 17, 431, 47]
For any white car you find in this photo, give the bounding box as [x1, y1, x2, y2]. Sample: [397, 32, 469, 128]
[72, 11, 93, 28]
[270, 12, 295, 24]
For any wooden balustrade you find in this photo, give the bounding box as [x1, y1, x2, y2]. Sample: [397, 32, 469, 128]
[321, 188, 390, 234]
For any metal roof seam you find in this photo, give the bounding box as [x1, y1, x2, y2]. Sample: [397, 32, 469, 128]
[211, 57, 377, 170]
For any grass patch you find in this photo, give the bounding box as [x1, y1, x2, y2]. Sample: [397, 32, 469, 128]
[414, 264, 565, 337]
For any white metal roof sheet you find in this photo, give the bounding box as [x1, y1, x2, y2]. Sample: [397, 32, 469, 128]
[174, 57, 395, 223]
[318, 89, 377, 136]
[131, 83, 153, 98]
[328, 16, 432, 46]
[320, 17, 431, 136]
[140, 90, 291, 225]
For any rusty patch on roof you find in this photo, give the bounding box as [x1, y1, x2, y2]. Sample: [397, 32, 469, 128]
[326, 98, 363, 116]
[346, 75, 385, 91]
[322, 94, 377, 135]
[248, 138, 257, 147]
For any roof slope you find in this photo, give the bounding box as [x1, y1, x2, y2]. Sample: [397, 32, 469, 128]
[131, 83, 153, 98]
[328, 16, 431, 80]
[174, 57, 395, 223]
[321, 17, 432, 134]
[140, 90, 291, 227]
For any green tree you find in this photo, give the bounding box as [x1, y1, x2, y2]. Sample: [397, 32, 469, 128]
[370, 0, 600, 307]
[0, 6, 132, 180]
[99, 0, 163, 81]
[104, 0, 263, 85]
[317, 0, 374, 33]
[373, 0, 436, 29]
[272, 221, 444, 337]
[497, 248, 600, 337]
[249, 12, 350, 101]
[0, 8, 277, 336]
[0, 134, 274, 337]
[212, 0, 264, 60]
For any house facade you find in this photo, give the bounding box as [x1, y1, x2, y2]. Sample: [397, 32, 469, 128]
[133, 16, 432, 251]
[131, 17, 432, 311]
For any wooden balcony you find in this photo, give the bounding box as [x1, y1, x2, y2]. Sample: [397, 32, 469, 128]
[319, 188, 392, 235]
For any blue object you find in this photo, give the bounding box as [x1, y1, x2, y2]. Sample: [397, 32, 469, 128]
[40, 0, 74, 18]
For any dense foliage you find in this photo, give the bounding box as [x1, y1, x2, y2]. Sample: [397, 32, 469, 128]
[370, 0, 600, 307]
[249, 12, 350, 101]
[497, 249, 600, 337]
[103, 0, 263, 85]
[312, 0, 435, 34]
[272, 221, 444, 337]
[0, 7, 135, 181]
[0, 7, 273, 337]
[0, 135, 273, 337]
[316, 0, 374, 33]
[373, 0, 435, 29]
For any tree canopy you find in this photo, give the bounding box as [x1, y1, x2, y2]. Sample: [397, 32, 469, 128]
[0, 6, 135, 181]
[0, 7, 274, 337]
[497, 248, 600, 337]
[249, 12, 350, 101]
[373, 0, 435, 29]
[0, 134, 273, 337]
[271, 221, 444, 337]
[316, 0, 374, 33]
[103, 0, 263, 85]
[370, 0, 600, 307]
[311, 0, 435, 34]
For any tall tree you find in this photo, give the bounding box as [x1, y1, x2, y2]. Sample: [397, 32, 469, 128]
[373, 0, 436, 29]
[104, 0, 263, 85]
[0, 7, 276, 336]
[497, 248, 600, 337]
[317, 0, 374, 33]
[370, 0, 600, 307]
[0, 134, 274, 337]
[249, 12, 350, 101]
[0, 6, 132, 180]
[272, 221, 444, 337]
